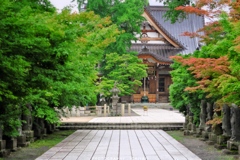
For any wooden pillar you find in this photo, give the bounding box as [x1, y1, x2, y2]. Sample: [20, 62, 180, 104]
[156, 65, 159, 102]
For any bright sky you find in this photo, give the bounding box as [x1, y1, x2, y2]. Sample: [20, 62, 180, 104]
[49, 0, 163, 11]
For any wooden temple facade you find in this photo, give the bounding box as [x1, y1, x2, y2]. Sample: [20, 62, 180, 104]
[121, 6, 204, 103]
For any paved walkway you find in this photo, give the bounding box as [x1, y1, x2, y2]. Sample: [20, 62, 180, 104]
[61, 108, 185, 123]
[36, 108, 201, 160]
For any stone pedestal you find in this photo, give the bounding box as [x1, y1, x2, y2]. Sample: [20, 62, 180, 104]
[215, 135, 230, 149]
[5, 138, 17, 151]
[0, 140, 7, 157]
[33, 118, 47, 139]
[17, 135, 27, 147]
[45, 121, 55, 134]
[22, 130, 34, 143]
[200, 131, 209, 141]
[207, 133, 217, 145]
[227, 140, 239, 151]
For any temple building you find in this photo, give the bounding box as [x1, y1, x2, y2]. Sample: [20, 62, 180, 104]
[122, 6, 204, 103]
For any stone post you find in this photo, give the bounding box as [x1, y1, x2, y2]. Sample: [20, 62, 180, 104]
[104, 104, 107, 117]
[128, 104, 131, 116]
[121, 104, 125, 116]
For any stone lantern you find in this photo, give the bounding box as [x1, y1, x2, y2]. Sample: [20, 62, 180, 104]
[110, 82, 120, 116]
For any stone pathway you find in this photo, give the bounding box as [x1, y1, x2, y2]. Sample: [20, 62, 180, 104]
[36, 130, 200, 160]
[37, 107, 200, 160]
[61, 109, 185, 123]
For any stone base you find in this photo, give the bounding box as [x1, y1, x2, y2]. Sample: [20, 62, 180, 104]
[183, 130, 190, 136]
[22, 130, 34, 142]
[17, 135, 28, 147]
[6, 138, 17, 151]
[213, 135, 229, 150]
[183, 130, 196, 136]
[34, 128, 46, 139]
[206, 140, 215, 145]
[214, 144, 225, 150]
[45, 123, 54, 134]
[208, 133, 217, 143]
[200, 131, 209, 141]
[227, 140, 239, 151]
[222, 149, 238, 155]
[217, 135, 230, 146]
[0, 140, 7, 157]
[195, 128, 202, 137]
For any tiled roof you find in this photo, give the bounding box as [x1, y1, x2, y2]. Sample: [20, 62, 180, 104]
[146, 6, 205, 54]
[130, 6, 204, 63]
[131, 44, 182, 62]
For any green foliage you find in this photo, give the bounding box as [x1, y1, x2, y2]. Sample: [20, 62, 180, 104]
[170, 59, 204, 123]
[76, 0, 146, 53]
[0, 0, 119, 137]
[76, 0, 148, 99]
[157, 0, 191, 23]
[170, 10, 240, 127]
[98, 52, 147, 98]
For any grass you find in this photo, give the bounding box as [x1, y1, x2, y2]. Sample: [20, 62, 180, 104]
[166, 130, 185, 142]
[1, 129, 76, 160]
[29, 130, 75, 148]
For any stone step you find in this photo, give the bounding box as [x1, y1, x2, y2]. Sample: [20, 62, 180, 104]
[58, 122, 183, 130]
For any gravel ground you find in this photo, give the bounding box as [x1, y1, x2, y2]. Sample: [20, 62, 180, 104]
[167, 130, 238, 160]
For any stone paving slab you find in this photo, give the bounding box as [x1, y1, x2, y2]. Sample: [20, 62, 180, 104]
[61, 109, 185, 123]
[36, 130, 201, 160]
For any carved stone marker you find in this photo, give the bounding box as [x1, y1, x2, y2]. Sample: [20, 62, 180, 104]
[207, 103, 222, 144]
[186, 105, 196, 135]
[230, 104, 240, 141]
[222, 104, 231, 137]
[201, 102, 213, 140]
[199, 100, 207, 130]
[0, 124, 6, 156]
[22, 104, 34, 143]
[215, 104, 231, 148]
[227, 104, 240, 151]
[17, 117, 27, 147]
[183, 105, 189, 130]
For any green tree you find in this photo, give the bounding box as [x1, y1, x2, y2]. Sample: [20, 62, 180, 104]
[0, 0, 119, 137]
[76, 0, 148, 98]
[76, 0, 147, 53]
[98, 53, 147, 99]
[170, 56, 205, 124]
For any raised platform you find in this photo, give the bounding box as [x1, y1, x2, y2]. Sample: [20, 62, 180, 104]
[59, 108, 185, 130]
